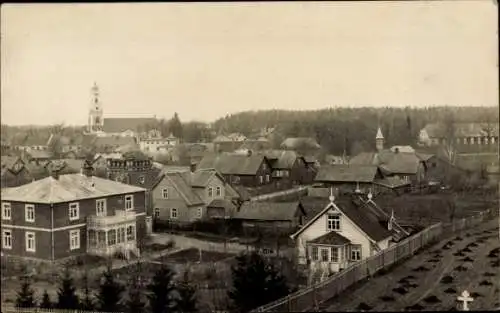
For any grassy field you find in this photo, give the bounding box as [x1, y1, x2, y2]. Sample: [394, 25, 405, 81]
[321, 219, 500, 311]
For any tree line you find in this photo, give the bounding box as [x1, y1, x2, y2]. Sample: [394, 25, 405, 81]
[15, 251, 293, 313]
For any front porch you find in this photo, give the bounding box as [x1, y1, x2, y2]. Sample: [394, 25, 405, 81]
[87, 210, 140, 259]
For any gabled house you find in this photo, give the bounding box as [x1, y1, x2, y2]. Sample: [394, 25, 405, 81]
[350, 127, 430, 185]
[257, 150, 310, 187]
[418, 122, 499, 149]
[196, 152, 274, 187]
[290, 192, 394, 276]
[314, 165, 384, 193]
[1, 167, 148, 260]
[233, 201, 306, 235]
[1, 156, 32, 188]
[150, 171, 205, 223]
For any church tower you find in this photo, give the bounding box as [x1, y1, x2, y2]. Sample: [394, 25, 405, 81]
[88, 82, 104, 133]
[376, 126, 385, 151]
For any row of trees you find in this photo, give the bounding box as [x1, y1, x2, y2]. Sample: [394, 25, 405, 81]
[15, 251, 293, 313]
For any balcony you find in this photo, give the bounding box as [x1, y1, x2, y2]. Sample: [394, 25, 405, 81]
[87, 209, 137, 230]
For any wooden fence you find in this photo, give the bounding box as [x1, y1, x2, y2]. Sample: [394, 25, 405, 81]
[0, 307, 122, 313]
[251, 207, 498, 312]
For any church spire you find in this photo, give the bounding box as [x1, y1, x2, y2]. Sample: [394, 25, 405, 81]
[376, 126, 384, 151]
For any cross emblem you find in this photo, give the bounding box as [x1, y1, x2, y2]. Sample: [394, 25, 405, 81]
[457, 290, 473, 311]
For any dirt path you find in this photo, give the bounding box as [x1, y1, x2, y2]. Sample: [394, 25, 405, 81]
[322, 219, 499, 312]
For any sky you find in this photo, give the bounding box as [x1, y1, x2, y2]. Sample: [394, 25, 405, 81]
[1, 1, 498, 126]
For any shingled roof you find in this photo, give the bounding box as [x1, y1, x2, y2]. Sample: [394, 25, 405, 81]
[102, 117, 157, 134]
[234, 201, 305, 221]
[1, 174, 146, 203]
[190, 169, 221, 188]
[315, 165, 380, 183]
[196, 153, 268, 176]
[350, 150, 422, 175]
[291, 196, 392, 243]
[259, 150, 300, 169]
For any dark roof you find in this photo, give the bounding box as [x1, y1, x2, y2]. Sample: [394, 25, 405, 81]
[415, 152, 435, 162]
[309, 231, 351, 246]
[191, 169, 220, 187]
[1, 156, 22, 169]
[315, 165, 380, 183]
[197, 153, 268, 176]
[350, 150, 421, 175]
[102, 117, 157, 133]
[234, 201, 304, 221]
[127, 168, 162, 189]
[259, 150, 300, 169]
[292, 196, 392, 243]
[281, 137, 321, 150]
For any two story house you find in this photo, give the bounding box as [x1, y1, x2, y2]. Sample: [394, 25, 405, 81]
[258, 150, 310, 187]
[196, 152, 274, 187]
[1, 165, 148, 261]
[150, 168, 242, 224]
[290, 190, 397, 282]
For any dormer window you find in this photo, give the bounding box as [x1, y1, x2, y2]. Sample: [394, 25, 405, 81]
[327, 214, 340, 231]
[139, 176, 145, 184]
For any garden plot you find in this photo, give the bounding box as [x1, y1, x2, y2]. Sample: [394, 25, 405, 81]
[323, 219, 499, 312]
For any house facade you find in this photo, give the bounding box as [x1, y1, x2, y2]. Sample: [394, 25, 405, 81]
[418, 122, 499, 149]
[258, 150, 311, 187]
[290, 192, 393, 279]
[1, 169, 148, 261]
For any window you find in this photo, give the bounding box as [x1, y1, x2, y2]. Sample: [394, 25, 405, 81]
[25, 232, 36, 252]
[127, 225, 135, 241]
[108, 229, 116, 246]
[2, 230, 12, 249]
[259, 176, 263, 184]
[96, 199, 107, 216]
[196, 208, 202, 219]
[331, 247, 339, 262]
[25, 204, 35, 223]
[216, 187, 222, 197]
[162, 188, 169, 199]
[154, 208, 160, 218]
[2, 203, 11, 220]
[262, 248, 274, 255]
[125, 195, 134, 211]
[351, 245, 362, 261]
[321, 248, 329, 262]
[117, 227, 125, 244]
[265, 175, 270, 183]
[208, 187, 213, 197]
[69, 230, 80, 250]
[327, 214, 340, 231]
[311, 246, 319, 261]
[139, 176, 145, 184]
[170, 208, 178, 219]
[69, 203, 79, 221]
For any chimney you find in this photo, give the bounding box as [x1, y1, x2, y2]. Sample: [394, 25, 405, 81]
[247, 149, 253, 157]
[190, 162, 197, 173]
[50, 168, 60, 180]
[394, 147, 399, 154]
[82, 160, 94, 177]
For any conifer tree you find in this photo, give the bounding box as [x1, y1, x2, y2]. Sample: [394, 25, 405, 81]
[96, 264, 125, 312]
[57, 266, 80, 310]
[125, 263, 146, 313]
[174, 269, 197, 313]
[147, 265, 176, 313]
[80, 269, 95, 310]
[228, 251, 290, 313]
[15, 271, 36, 308]
[40, 290, 53, 309]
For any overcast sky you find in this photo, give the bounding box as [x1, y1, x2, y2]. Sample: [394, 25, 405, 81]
[1, 1, 498, 126]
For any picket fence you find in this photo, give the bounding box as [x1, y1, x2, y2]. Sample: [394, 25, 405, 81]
[0, 308, 122, 313]
[251, 208, 498, 312]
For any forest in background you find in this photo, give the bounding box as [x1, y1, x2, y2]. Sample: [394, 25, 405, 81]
[1, 106, 498, 157]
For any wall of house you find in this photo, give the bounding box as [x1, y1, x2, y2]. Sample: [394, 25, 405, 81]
[52, 191, 146, 228]
[151, 177, 193, 222]
[193, 175, 226, 204]
[295, 203, 372, 265]
[53, 225, 87, 259]
[1, 228, 52, 259]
